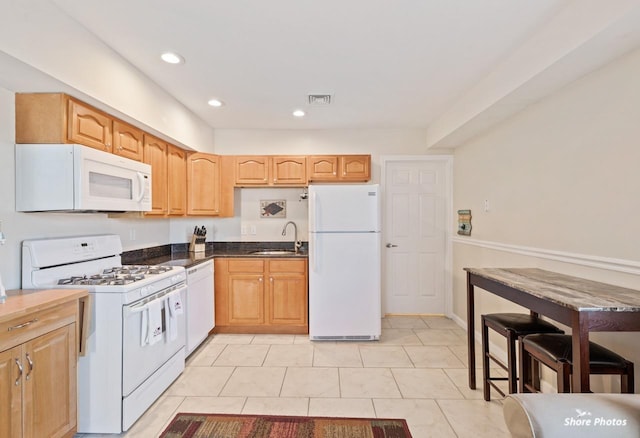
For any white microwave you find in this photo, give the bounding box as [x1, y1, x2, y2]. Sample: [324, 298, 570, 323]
[16, 144, 152, 212]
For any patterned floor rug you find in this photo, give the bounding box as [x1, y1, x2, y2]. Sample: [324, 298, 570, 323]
[159, 413, 413, 438]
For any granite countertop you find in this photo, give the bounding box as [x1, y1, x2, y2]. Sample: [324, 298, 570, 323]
[123, 241, 308, 269]
[464, 267, 640, 312]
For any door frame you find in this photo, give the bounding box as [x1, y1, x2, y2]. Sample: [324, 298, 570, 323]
[380, 155, 454, 317]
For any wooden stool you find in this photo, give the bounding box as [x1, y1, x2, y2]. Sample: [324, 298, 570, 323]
[520, 333, 634, 393]
[481, 313, 563, 401]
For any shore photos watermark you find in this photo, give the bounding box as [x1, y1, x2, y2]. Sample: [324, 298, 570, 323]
[564, 408, 629, 428]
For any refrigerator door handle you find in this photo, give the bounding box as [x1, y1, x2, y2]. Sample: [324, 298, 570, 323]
[309, 191, 317, 232]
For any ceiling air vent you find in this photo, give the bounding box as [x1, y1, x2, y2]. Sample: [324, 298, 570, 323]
[308, 94, 332, 105]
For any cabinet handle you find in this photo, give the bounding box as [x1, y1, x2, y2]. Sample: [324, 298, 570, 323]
[14, 359, 23, 386]
[8, 318, 38, 331]
[25, 353, 33, 381]
[270, 277, 273, 283]
[259, 277, 263, 282]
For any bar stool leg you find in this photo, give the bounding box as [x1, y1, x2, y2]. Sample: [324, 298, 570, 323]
[481, 316, 491, 401]
[558, 362, 571, 393]
[519, 338, 531, 393]
[506, 330, 518, 394]
[622, 362, 634, 393]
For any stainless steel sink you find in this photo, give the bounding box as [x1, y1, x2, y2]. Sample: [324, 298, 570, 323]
[249, 250, 298, 255]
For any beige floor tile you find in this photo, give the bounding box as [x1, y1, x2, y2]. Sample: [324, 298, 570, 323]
[392, 368, 464, 399]
[359, 345, 413, 367]
[281, 367, 340, 397]
[213, 344, 269, 367]
[294, 335, 314, 344]
[379, 328, 423, 345]
[422, 316, 461, 329]
[443, 368, 486, 399]
[186, 342, 226, 367]
[123, 395, 184, 438]
[381, 318, 392, 329]
[166, 366, 234, 397]
[385, 316, 429, 329]
[449, 343, 483, 367]
[373, 398, 457, 438]
[308, 398, 375, 418]
[437, 399, 509, 438]
[220, 367, 286, 397]
[242, 397, 309, 416]
[313, 343, 363, 367]
[340, 368, 402, 398]
[175, 396, 246, 414]
[208, 334, 255, 344]
[263, 344, 314, 366]
[251, 334, 296, 344]
[404, 345, 466, 368]
[415, 329, 467, 346]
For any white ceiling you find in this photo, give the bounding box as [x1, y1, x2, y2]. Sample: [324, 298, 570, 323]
[49, 0, 573, 130]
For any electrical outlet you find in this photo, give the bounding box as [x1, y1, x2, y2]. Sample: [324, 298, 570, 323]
[250, 225, 257, 235]
[129, 229, 136, 241]
[484, 199, 490, 212]
[241, 225, 247, 235]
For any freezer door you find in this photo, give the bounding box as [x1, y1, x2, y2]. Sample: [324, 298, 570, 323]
[309, 232, 381, 340]
[309, 184, 380, 232]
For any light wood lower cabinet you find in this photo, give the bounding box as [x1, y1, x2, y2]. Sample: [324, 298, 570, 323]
[214, 258, 308, 334]
[0, 300, 79, 438]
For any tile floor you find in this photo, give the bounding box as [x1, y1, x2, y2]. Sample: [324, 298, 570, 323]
[76, 316, 510, 437]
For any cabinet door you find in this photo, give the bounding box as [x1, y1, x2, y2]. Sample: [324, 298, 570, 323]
[187, 153, 221, 216]
[307, 156, 339, 181]
[113, 120, 144, 161]
[272, 156, 307, 185]
[67, 98, 113, 153]
[0, 346, 22, 438]
[228, 274, 265, 325]
[235, 156, 269, 185]
[167, 145, 187, 216]
[339, 155, 371, 181]
[23, 325, 76, 438]
[267, 260, 308, 327]
[143, 136, 168, 216]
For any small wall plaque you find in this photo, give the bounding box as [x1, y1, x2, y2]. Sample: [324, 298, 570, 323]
[457, 209, 472, 235]
[260, 200, 286, 218]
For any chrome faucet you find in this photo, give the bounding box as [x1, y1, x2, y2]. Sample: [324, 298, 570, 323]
[281, 221, 302, 253]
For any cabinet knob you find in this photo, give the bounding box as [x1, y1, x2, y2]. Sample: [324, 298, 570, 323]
[259, 277, 263, 282]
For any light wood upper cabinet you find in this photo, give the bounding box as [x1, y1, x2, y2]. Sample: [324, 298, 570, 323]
[167, 145, 187, 216]
[235, 156, 307, 186]
[67, 98, 113, 153]
[271, 156, 307, 185]
[112, 120, 144, 161]
[339, 155, 371, 181]
[307, 155, 371, 182]
[143, 135, 168, 216]
[235, 156, 269, 185]
[187, 152, 221, 216]
[214, 258, 308, 334]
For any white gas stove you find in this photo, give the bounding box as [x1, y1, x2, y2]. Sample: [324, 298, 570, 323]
[22, 234, 187, 434]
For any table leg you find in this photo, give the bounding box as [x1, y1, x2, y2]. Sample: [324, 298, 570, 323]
[467, 271, 476, 389]
[571, 312, 590, 392]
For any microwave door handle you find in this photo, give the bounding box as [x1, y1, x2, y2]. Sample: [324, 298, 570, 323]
[135, 172, 145, 202]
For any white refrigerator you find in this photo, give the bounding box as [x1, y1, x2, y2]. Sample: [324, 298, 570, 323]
[308, 184, 381, 340]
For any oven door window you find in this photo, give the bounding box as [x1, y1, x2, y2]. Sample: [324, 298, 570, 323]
[121, 286, 186, 397]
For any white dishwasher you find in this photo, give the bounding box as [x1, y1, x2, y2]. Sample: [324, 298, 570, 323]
[185, 259, 215, 356]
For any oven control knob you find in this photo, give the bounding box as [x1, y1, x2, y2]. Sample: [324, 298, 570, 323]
[172, 275, 181, 283]
[140, 287, 149, 296]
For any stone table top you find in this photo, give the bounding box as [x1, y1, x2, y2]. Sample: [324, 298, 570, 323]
[464, 268, 640, 312]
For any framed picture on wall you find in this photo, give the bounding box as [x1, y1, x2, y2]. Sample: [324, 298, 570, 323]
[260, 200, 286, 218]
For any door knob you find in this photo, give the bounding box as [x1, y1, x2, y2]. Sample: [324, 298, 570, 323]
[386, 243, 398, 248]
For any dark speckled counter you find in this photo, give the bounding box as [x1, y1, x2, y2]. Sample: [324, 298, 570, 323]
[464, 267, 640, 394]
[122, 241, 308, 269]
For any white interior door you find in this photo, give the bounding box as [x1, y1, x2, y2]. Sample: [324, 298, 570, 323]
[382, 157, 451, 315]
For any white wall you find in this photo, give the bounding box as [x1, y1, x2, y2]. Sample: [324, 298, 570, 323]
[452, 47, 640, 392]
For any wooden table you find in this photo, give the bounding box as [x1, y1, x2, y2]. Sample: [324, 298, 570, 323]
[465, 268, 640, 393]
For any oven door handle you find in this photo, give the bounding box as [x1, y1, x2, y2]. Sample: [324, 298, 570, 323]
[124, 284, 186, 316]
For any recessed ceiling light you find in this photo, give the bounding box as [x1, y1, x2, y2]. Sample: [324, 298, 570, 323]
[207, 99, 224, 107]
[292, 109, 305, 118]
[160, 52, 184, 64]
